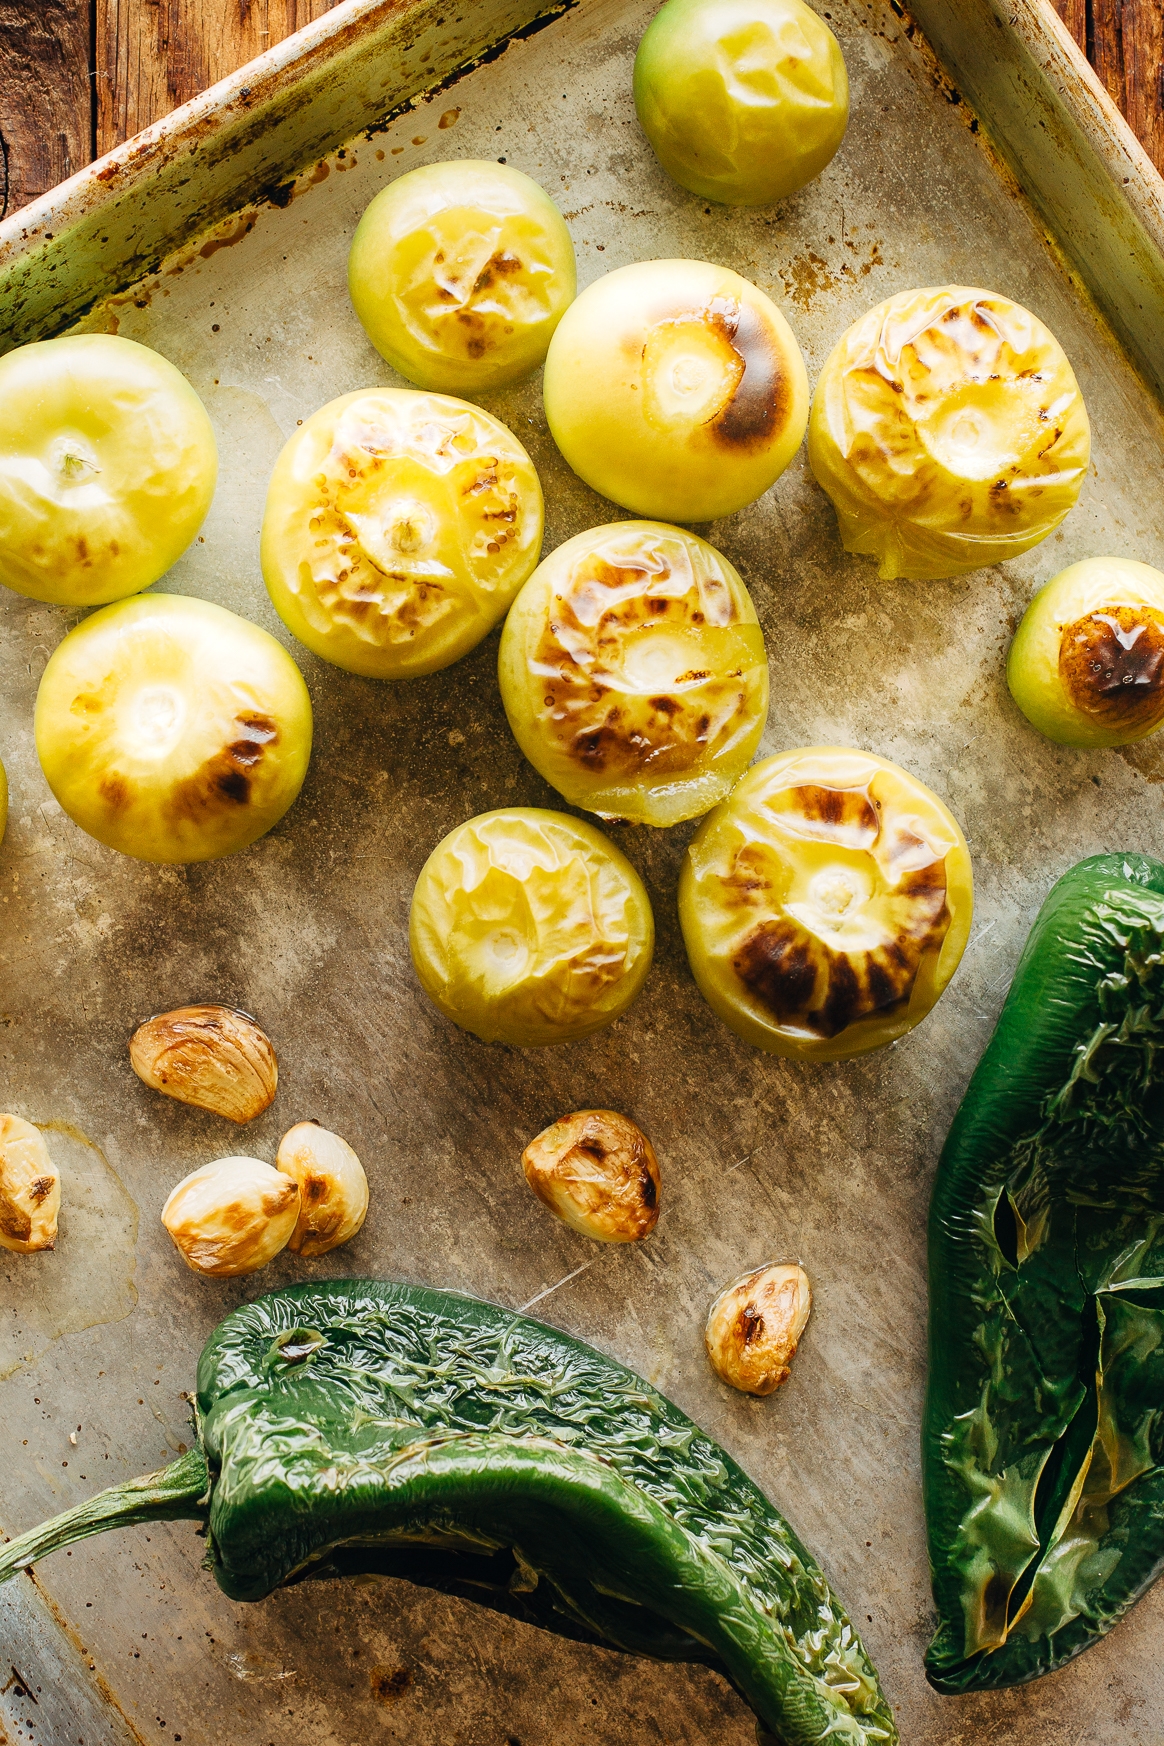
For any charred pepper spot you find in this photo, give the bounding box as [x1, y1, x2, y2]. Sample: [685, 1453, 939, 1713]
[1059, 604, 1164, 731]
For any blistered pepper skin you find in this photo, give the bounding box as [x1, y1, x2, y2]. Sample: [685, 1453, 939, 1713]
[0, 1279, 897, 1746]
[925, 855, 1164, 1693]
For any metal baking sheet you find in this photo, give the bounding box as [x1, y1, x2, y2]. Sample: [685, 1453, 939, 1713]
[3, 0, 1164, 1742]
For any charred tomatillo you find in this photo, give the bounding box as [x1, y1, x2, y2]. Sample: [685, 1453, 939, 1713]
[679, 747, 973, 1059]
[35, 595, 312, 864]
[499, 521, 769, 825]
[348, 160, 576, 392]
[634, 0, 849, 207]
[1008, 556, 1164, 747]
[808, 287, 1089, 579]
[0, 334, 217, 606]
[542, 259, 809, 522]
[409, 808, 654, 1047]
[261, 388, 543, 679]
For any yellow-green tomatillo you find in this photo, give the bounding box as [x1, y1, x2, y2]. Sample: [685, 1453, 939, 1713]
[634, 0, 849, 206]
[409, 808, 654, 1046]
[35, 595, 312, 864]
[542, 259, 809, 522]
[0, 334, 217, 606]
[261, 388, 543, 679]
[1007, 556, 1164, 747]
[679, 747, 973, 1059]
[498, 521, 769, 825]
[808, 286, 1090, 580]
[348, 160, 577, 392]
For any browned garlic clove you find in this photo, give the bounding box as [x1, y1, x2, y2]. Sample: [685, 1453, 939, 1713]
[129, 1005, 277, 1124]
[0, 1114, 60, 1254]
[521, 1109, 660, 1243]
[161, 1156, 299, 1277]
[705, 1262, 812, 1395]
[276, 1122, 369, 1258]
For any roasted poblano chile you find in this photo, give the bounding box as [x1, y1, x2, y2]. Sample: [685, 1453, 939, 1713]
[925, 854, 1164, 1692]
[0, 1279, 895, 1745]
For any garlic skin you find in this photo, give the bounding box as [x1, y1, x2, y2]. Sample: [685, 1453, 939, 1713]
[705, 1262, 812, 1395]
[276, 1122, 369, 1257]
[0, 1115, 60, 1254]
[522, 1110, 660, 1243]
[130, 1006, 278, 1123]
[161, 1156, 299, 1277]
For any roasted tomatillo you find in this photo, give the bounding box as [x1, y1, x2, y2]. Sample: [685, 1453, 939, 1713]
[409, 808, 654, 1047]
[679, 748, 972, 1058]
[348, 160, 576, 392]
[808, 287, 1089, 580]
[498, 522, 768, 825]
[1008, 556, 1164, 747]
[35, 595, 312, 864]
[0, 334, 217, 606]
[261, 388, 543, 679]
[542, 259, 809, 522]
[634, 0, 849, 207]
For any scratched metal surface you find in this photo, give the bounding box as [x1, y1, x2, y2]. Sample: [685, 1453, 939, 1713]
[2, 0, 1164, 1742]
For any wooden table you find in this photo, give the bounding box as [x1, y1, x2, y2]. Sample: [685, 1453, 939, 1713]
[0, 0, 1161, 218]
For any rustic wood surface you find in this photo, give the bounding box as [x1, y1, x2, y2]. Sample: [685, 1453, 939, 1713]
[0, 0, 1162, 221]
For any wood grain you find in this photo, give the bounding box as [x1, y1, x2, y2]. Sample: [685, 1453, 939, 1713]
[96, 0, 338, 151]
[1051, 0, 1087, 53]
[0, 0, 91, 219]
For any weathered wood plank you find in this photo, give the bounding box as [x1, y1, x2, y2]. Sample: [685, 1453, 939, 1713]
[0, 0, 91, 220]
[1120, 0, 1164, 175]
[96, 0, 339, 152]
[1050, 0, 1087, 53]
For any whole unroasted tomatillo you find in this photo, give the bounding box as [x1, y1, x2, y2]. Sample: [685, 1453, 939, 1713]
[161, 1157, 300, 1278]
[679, 747, 973, 1059]
[1007, 556, 1164, 748]
[634, 0, 849, 207]
[409, 807, 655, 1047]
[261, 388, 544, 680]
[542, 259, 809, 523]
[808, 286, 1090, 579]
[705, 1262, 812, 1395]
[498, 521, 769, 825]
[0, 334, 217, 607]
[34, 594, 312, 865]
[129, 1006, 278, 1124]
[522, 1110, 661, 1242]
[0, 1115, 60, 1255]
[348, 159, 576, 392]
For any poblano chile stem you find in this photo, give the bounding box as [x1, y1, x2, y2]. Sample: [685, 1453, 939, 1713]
[0, 1445, 209, 1582]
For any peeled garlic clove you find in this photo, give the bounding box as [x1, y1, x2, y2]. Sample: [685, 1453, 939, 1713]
[522, 1109, 660, 1243]
[276, 1122, 369, 1258]
[0, 1114, 60, 1254]
[705, 1262, 812, 1396]
[161, 1156, 299, 1277]
[129, 1006, 277, 1123]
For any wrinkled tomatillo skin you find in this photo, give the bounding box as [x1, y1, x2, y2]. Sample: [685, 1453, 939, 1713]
[808, 287, 1089, 580]
[1008, 556, 1164, 748]
[679, 748, 973, 1058]
[634, 0, 849, 207]
[348, 160, 576, 393]
[498, 522, 769, 825]
[261, 389, 543, 679]
[543, 259, 809, 523]
[0, 334, 217, 606]
[35, 595, 312, 865]
[409, 808, 654, 1047]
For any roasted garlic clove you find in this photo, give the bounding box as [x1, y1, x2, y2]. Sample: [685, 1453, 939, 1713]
[705, 1262, 812, 1396]
[161, 1156, 299, 1277]
[0, 1115, 60, 1254]
[129, 1006, 278, 1124]
[522, 1109, 661, 1243]
[276, 1122, 369, 1258]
